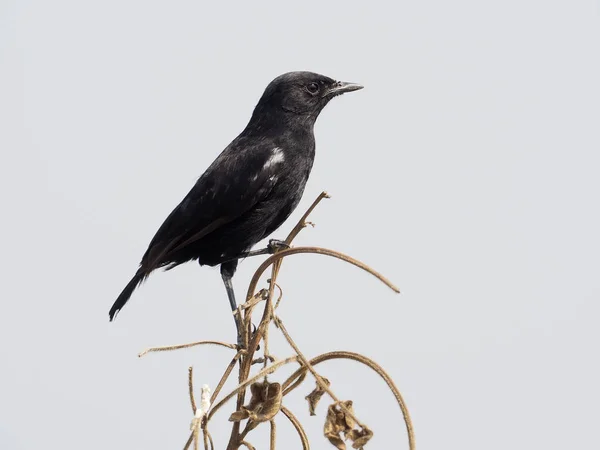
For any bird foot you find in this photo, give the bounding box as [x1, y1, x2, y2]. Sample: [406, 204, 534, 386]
[267, 239, 290, 253]
[236, 334, 245, 349]
[236, 323, 260, 350]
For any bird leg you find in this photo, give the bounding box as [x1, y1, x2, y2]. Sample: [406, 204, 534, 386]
[220, 262, 244, 347]
[218, 240, 287, 346]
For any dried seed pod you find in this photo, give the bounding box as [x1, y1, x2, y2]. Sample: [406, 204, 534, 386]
[229, 381, 282, 424]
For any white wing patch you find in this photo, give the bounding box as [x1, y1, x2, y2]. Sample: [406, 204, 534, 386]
[263, 147, 285, 169]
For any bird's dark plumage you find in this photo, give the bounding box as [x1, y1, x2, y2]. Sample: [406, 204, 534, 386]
[109, 71, 363, 323]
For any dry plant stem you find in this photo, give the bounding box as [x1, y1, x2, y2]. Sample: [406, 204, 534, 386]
[237, 422, 255, 443]
[282, 371, 308, 396]
[188, 367, 197, 414]
[281, 406, 310, 450]
[211, 351, 244, 404]
[225, 313, 268, 449]
[139, 340, 237, 357]
[285, 191, 330, 243]
[282, 351, 416, 450]
[206, 430, 215, 450]
[262, 303, 271, 371]
[202, 430, 210, 450]
[184, 431, 195, 450]
[273, 283, 284, 310]
[269, 420, 276, 450]
[239, 289, 269, 312]
[226, 293, 273, 449]
[185, 367, 200, 450]
[261, 263, 282, 372]
[228, 266, 281, 449]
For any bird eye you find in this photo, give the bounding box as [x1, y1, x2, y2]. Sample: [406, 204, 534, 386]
[306, 82, 320, 94]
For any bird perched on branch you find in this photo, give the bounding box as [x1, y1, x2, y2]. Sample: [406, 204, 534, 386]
[109, 71, 363, 344]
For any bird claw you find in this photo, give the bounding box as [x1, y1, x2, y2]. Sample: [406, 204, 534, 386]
[267, 239, 290, 253]
[236, 323, 260, 351]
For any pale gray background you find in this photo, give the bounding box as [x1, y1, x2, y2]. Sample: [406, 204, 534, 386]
[1, 0, 599, 449]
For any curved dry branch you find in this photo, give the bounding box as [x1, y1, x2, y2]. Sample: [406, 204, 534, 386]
[281, 406, 310, 450]
[139, 340, 237, 357]
[245, 246, 400, 305]
[282, 351, 415, 450]
[282, 370, 308, 397]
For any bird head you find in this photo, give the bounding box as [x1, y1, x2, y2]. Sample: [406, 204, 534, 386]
[251, 71, 363, 127]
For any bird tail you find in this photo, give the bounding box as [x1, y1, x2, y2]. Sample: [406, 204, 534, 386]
[109, 269, 146, 321]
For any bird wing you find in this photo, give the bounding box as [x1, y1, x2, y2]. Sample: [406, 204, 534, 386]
[140, 140, 281, 270]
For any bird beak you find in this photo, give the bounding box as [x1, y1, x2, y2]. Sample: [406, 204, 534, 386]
[327, 81, 364, 96]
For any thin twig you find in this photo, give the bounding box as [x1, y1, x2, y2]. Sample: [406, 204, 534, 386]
[284, 191, 330, 244]
[239, 289, 268, 312]
[226, 297, 272, 449]
[206, 430, 215, 450]
[202, 429, 210, 450]
[225, 321, 266, 449]
[263, 293, 271, 371]
[184, 431, 194, 450]
[237, 422, 254, 442]
[188, 367, 197, 414]
[245, 247, 400, 305]
[211, 351, 244, 404]
[139, 340, 237, 357]
[281, 406, 310, 450]
[269, 419, 277, 450]
[282, 370, 308, 396]
[273, 283, 284, 310]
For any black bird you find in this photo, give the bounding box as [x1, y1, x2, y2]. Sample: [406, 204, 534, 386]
[109, 71, 363, 341]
